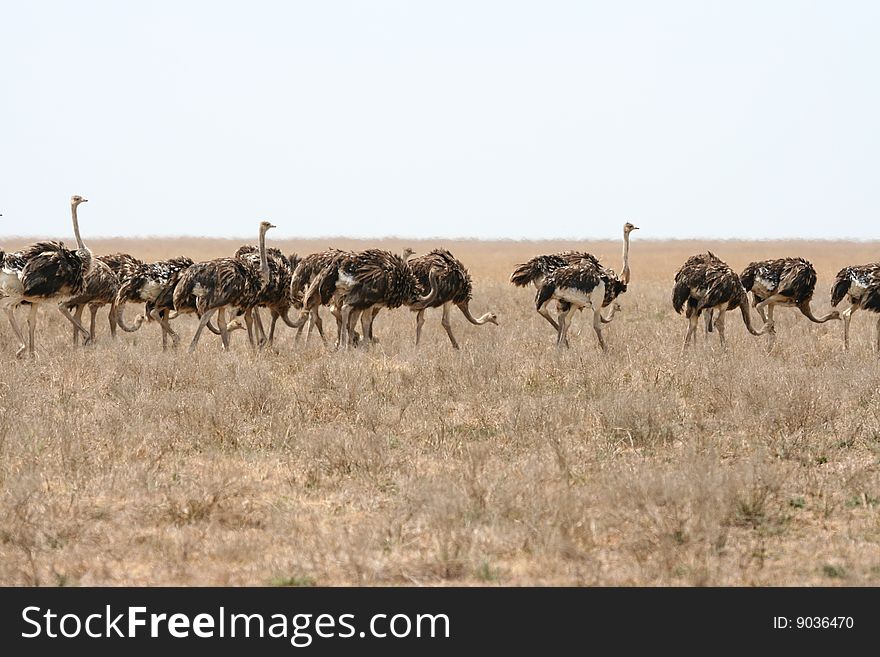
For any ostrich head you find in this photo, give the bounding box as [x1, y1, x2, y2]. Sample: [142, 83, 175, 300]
[401, 247, 415, 261]
[624, 222, 638, 234]
[260, 220, 276, 233]
[484, 312, 500, 325]
[71, 195, 88, 206]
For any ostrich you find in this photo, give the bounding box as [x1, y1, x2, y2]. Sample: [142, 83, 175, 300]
[408, 248, 498, 348]
[62, 253, 144, 345]
[294, 248, 357, 345]
[173, 221, 275, 352]
[63, 257, 120, 345]
[115, 256, 195, 349]
[0, 195, 94, 357]
[306, 249, 434, 349]
[357, 248, 417, 344]
[675, 252, 722, 340]
[672, 252, 772, 351]
[511, 222, 638, 331]
[740, 257, 840, 345]
[534, 262, 625, 350]
[234, 245, 301, 346]
[830, 263, 880, 351]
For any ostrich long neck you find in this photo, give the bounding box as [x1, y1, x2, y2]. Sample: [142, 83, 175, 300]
[71, 202, 86, 251]
[621, 229, 632, 284]
[458, 301, 494, 325]
[600, 304, 619, 324]
[739, 299, 769, 336]
[798, 302, 838, 324]
[259, 226, 270, 283]
[71, 201, 93, 273]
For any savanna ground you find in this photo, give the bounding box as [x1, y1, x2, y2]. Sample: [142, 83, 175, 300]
[1, 237, 879, 586]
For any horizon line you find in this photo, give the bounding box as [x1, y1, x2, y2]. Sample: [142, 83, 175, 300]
[2, 234, 880, 243]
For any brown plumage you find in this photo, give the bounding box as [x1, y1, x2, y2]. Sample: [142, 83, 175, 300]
[99, 253, 143, 281]
[830, 263, 880, 351]
[534, 262, 623, 350]
[115, 256, 194, 349]
[308, 248, 430, 348]
[173, 221, 275, 352]
[673, 252, 771, 351]
[234, 245, 301, 346]
[408, 248, 498, 349]
[739, 258, 839, 344]
[64, 256, 122, 345]
[291, 248, 353, 344]
[510, 251, 602, 288]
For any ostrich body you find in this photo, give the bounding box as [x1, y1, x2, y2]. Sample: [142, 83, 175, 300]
[511, 251, 602, 331]
[308, 249, 432, 349]
[234, 245, 301, 346]
[534, 263, 624, 350]
[64, 252, 143, 345]
[115, 256, 195, 349]
[296, 249, 359, 346]
[100, 253, 144, 281]
[511, 223, 637, 332]
[64, 256, 121, 345]
[740, 257, 839, 344]
[0, 196, 94, 356]
[173, 221, 275, 352]
[408, 249, 498, 348]
[673, 252, 772, 350]
[830, 264, 880, 351]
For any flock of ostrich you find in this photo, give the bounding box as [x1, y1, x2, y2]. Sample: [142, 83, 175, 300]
[1, 195, 880, 358]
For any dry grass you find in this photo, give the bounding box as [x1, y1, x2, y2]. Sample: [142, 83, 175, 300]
[1, 237, 879, 586]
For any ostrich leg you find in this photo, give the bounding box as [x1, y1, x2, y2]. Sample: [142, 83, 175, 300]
[108, 302, 118, 339]
[538, 305, 560, 331]
[359, 309, 374, 346]
[682, 313, 699, 353]
[268, 310, 279, 345]
[556, 307, 574, 349]
[154, 309, 180, 349]
[25, 301, 39, 356]
[218, 307, 231, 351]
[340, 304, 354, 349]
[415, 309, 426, 345]
[58, 303, 91, 342]
[86, 304, 99, 345]
[72, 304, 85, 345]
[842, 305, 857, 351]
[592, 306, 607, 352]
[251, 308, 268, 348]
[366, 306, 381, 343]
[348, 309, 364, 348]
[188, 308, 218, 353]
[6, 305, 28, 357]
[714, 309, 726, 347]
[242, 309, 257, 350]
[766, 304, 777, 349]
[440, 302, 460, 349]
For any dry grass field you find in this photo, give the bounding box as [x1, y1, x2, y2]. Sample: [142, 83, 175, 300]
[1, 237, 879, 586]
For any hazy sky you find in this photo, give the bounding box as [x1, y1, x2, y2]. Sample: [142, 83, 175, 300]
[2, 1, 879, 240]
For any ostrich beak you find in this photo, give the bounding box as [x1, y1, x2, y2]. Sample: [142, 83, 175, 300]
[81, 198, 89, 203]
